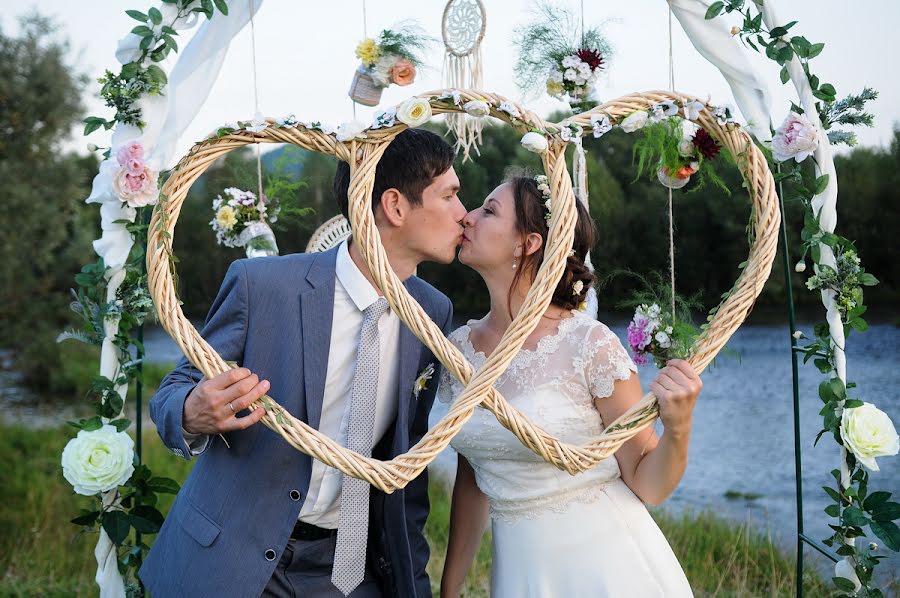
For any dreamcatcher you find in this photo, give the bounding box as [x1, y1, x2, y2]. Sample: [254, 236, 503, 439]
[441, 0, 487, 160]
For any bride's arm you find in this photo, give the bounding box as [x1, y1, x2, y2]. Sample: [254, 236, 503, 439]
[594, 359, 701, 506]
[440, 454, 489, 598]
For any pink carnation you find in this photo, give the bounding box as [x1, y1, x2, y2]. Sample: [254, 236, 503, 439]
[772, 112, 819, 163]
[116, 141, 144, 167]
[124, 157, 144, 177]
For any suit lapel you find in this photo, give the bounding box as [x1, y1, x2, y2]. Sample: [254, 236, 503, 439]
[393, 280, 431, 450]
[300, 249, 338, 430]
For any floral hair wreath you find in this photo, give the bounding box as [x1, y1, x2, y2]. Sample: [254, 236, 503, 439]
[534, 175, 552, 223]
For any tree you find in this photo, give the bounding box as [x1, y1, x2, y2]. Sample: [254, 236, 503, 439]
[0, 14, 96, 387]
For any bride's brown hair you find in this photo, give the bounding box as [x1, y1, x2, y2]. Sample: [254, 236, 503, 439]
[505, 168, 595, 315]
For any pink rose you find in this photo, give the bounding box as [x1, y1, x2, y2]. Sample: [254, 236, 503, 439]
[772, 112, 819, 163]
[116, 141, 144, 167]
[124, 157, 144, 176]
[112, 165, 159, 208]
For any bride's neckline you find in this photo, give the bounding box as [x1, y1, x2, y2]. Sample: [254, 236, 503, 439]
[461, 311, 583, 361]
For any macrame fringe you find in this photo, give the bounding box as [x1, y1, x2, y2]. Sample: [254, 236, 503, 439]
[444, 49, 484, 161]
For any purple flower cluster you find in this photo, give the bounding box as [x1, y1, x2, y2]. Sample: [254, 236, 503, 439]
[627, 316, 652, 365]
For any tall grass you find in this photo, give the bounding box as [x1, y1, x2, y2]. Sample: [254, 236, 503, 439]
[1, 425, 831, 597]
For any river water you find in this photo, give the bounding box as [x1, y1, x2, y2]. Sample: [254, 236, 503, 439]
[3, 319, 898, 585]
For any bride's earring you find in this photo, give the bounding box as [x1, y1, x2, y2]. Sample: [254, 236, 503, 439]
[512, 260, 517, 270]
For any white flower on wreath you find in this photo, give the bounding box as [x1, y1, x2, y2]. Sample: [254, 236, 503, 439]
[244, 112, 268, 133]
[620, 111, 649, 133]
[413, 363, 435, 398]
[61, 425, 135, 496]
[651, 101, 678, 121]
[463, 100, 491, 118]
[335, 121, 368, 142]
[308, 121, 337, 136]
[559, 122, 582, 143]
[840, 402, 899, 471]
[372, 108, 398, 129]
[439, 89, 463, 105]
[590, 114, 612, 138]
[521, 131, 548, 154]
[712, 105, 732, 125]
[274, 114, 300, 128]
[397, 98, 433, 127]
[498, 101, 521, 119]
[771, 111, 819, 163]
[682, 99, 706, 121]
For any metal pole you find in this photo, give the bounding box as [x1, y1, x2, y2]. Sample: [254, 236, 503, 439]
[776, 168, 805, 597]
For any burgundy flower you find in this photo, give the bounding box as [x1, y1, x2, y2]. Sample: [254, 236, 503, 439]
[692, 128, 721, 160]
[576, 48, 604, 71]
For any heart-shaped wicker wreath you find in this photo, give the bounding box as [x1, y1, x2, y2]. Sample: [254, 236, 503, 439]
[147, 89, 780, 493]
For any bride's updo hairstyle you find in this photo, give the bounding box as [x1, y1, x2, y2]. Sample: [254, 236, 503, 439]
[506, 168, 595, 312]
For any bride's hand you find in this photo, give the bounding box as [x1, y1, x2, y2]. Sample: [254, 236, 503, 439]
[648, 359, 702, 436]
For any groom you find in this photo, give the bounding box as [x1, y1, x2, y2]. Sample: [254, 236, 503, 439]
[139, 129, 465, 597]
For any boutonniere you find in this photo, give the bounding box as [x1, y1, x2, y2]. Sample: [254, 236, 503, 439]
[413, 363, 435, 398]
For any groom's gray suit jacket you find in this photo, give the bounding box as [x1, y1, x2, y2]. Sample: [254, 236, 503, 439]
[139, 247, 452, 598]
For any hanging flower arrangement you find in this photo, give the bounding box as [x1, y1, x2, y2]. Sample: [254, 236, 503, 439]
[210, 187, 281, 257]
[349, 23, 431, 107]
[513, 3, 612, 112]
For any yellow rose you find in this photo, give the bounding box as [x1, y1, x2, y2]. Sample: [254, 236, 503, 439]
[355, 38, 380, 67]
[216, 206, 237, 231]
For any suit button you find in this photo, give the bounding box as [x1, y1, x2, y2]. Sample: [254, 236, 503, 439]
[290, 489, 302, 501]
[265, 549, 277, 561]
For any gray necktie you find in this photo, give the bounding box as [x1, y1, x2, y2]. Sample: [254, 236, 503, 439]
[332, 298, 390, 596]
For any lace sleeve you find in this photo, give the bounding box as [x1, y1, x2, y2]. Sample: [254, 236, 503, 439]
[583, 323, 638, 400]
[436, 326, 468, 404]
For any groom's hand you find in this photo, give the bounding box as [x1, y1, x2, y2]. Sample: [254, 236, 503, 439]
[182, 368, 269, 435]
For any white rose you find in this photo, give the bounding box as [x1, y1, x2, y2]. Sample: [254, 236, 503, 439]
[463, 100, 491, 118]
[335, 120, 368, 142]
[840, 402, 899, 471]
[772, 111, 819, 163]
[620, 111, 649, 133]
[834, 558, 862, 594]
[396, 98, 432, 127]
[520, 132, 548, 154]
[61, 425, 135, 496]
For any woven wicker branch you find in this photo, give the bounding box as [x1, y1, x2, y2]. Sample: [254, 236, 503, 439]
[146, 89, 780, 492]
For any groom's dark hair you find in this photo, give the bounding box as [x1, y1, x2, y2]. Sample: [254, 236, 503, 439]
[333, 128, 456, 219]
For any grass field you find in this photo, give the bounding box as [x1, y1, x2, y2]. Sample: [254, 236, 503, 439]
[1, 424, 833, 597]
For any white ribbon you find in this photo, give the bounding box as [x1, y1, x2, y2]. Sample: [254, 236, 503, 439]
[668, 0, 773, 140]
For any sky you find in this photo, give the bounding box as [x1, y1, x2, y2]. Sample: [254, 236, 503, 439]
[6, 0, 900, 162]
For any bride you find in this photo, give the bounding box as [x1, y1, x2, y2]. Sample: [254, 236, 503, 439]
[437, 172, 700, 597]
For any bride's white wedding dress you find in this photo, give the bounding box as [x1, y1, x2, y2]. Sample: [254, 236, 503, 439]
[437, 311, 693, 597]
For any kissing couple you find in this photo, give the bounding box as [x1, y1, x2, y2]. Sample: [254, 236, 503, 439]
[140, 128, 700, 597]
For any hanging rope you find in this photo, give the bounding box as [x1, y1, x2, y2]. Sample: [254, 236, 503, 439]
[666, 4, 677, 322]
[248, 0, 264, 201]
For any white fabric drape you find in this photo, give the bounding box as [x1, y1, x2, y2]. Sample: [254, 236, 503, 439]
[82, 2, 265, 595]
[668, 0, 773, 140]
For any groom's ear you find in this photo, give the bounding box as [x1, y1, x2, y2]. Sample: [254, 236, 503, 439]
[376, 188, 408, 227]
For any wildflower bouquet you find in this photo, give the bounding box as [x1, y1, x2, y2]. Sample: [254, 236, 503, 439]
[209, 187, 280, 257]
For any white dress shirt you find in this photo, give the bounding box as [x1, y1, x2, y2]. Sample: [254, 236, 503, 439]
[297, 240, 401, 528]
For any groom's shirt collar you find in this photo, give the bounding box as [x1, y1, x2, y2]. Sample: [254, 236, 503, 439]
[335, 239, 381, 312]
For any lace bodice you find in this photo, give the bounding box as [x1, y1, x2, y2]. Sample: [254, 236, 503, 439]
[437, 311, 638, 522]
